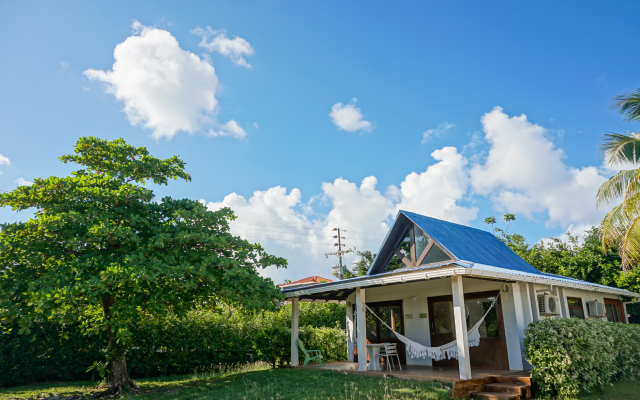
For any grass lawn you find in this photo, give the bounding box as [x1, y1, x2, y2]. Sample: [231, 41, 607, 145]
[3, 363, 640, 400]
[0, 363, 451, 400]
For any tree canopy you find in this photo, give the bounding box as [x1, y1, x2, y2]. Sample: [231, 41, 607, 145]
[0, 137, 287, 396]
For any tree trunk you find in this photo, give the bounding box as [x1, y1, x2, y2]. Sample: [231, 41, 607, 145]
[92, 296, 140, 398]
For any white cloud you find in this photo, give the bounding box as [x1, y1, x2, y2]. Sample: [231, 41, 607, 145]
[330, 99, 373, 132]
[192, 27, 255, 67]
[470, 107, 609, 227]
[84, 21, 219, 140]
[14, 177, 33, 186]
[0, 154, 10, 166]
[202, 151, 476, 282]
[422, 122, 455, 143]
[391, 147, 477, 225]
[208, 120, 247, 139]
[60, 61, 69, 70]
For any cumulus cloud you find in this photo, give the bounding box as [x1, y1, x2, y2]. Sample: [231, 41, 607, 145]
[0, 154, 10, 166]
[422, 122, 455, 143]
[470, 107, 609, 227]
[14, 177, 33, 186]
[203, 150, 476, 282]
[391, 147, 477, 224]
[192, 27, 255, 67]
[84, 21, 220, 140]
[208, 120, 247, 139]
[330, 99, 373, 132]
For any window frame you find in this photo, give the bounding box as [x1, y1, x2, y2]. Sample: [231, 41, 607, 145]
[566, 297, 585, 319]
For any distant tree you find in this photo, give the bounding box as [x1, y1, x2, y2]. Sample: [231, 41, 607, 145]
[484, 214, 516, 238]
[343, 251, 376, 278]
[0, 137, 287, 397]
[283, 279, 292, 284]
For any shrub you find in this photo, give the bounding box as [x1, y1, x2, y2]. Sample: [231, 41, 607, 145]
[524, 317, 640, 398]
[0, 303, 346, 387]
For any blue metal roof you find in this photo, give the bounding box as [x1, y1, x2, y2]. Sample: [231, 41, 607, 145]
[401, 211, 542, 275]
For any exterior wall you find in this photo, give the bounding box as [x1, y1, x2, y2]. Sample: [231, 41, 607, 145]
[531, 284, 623, 320]
[346, 277, 507, 366]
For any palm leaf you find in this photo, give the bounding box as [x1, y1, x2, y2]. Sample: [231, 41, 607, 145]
[599, 133, 640, 166]
[596, 168, 640, 207]
[612, 89, 640, 122]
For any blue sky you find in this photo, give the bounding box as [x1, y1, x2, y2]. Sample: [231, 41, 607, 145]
[1, 1, 640, 282]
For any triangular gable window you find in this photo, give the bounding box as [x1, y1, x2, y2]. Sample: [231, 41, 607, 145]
[382, 222, 453, 272]
[420, 243, 451, 265]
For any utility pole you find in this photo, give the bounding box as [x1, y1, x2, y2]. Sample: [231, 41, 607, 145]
[325, 227, 355, 280]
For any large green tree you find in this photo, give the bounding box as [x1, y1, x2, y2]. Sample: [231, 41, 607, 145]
[0, 138, 286, 396]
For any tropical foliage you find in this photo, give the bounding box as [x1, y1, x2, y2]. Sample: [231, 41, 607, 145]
[524, 317, 640, 398]
[0, 137, 286, 396]
[0, 302, 346, 387]
[596, 88, 640, 270]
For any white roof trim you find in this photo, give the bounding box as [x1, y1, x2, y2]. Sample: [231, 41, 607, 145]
[283, 263, 640, 298]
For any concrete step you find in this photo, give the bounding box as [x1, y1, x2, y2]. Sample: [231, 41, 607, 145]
[470, 392, 520, 400]
[483, 383, 531, 398]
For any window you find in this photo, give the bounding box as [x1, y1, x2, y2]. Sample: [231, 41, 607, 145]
[420, 244, 451, 265]
[567, 297, 585, 319]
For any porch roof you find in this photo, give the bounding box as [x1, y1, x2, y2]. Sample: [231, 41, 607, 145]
[281, 260, 640, 300]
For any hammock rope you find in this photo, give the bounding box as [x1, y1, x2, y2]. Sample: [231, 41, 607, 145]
[364, 291, 501, 361]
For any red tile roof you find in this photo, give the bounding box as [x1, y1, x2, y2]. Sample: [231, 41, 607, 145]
[278, 276, 333, 287]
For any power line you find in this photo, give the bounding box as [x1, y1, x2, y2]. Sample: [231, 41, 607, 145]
[239, 234, 334, 245]
[232, 227, 327, 237]
[230, 222, 332, 231]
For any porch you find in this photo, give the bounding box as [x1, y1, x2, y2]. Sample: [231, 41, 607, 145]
[299, 362, 532, 399]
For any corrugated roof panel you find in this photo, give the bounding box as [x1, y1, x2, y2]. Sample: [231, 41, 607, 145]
[401, 211, 541, 275]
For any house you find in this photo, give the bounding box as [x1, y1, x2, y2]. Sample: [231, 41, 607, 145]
[278, 276, 333, 290]
[281, 210, 640, 380]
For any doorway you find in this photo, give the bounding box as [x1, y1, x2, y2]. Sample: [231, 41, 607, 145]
[604, 298, 626, 323]
[353, 300, 406, 365]
[427, 290, 509, 370]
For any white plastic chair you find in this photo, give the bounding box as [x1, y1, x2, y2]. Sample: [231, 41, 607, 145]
[379, 343, 402, 371]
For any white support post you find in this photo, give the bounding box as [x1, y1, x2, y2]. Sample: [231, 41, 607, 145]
[556, 286, 569, 318]
[527, 283, 540, 321]
[346, 300, 355, 362]
[355, 287, 367, 372]
[291, 297, 299, 367]
[451, 275, 471, 380]
[510, 283, 527, 370]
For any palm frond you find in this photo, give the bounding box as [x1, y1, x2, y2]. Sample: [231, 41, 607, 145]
[620, 217, 640, 271]
[612, 89, 640, 122]
[596, 168, 640, 207]
[599, 132, 640, 166]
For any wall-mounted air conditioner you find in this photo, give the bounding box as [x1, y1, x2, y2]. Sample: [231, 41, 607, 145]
[586, 301, 606, 317]
[538, 294, 561, 315]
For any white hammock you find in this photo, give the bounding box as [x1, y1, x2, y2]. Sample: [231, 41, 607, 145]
[364, 292, 500, 361]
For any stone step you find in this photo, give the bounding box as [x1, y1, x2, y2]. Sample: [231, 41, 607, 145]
[471, 392, 521, 400]
[483, 382, 531, 398]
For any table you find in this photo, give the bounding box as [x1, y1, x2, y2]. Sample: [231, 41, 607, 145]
[366, 343, 390, 371]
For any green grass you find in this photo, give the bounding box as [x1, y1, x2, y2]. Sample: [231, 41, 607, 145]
[0, 362, 451, 400]
[4, 363, 639, 400]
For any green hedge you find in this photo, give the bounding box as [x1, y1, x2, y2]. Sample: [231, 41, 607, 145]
[0, 303, 346, 387]
[524, 317, 640, 398]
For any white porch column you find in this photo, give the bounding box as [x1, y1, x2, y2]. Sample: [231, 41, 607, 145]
[508, 283, 527, 370]
[451, 275, 471, 380]
[556, 286, 570, 318]
[346, 300, 355, 362]
[527, 283, 540, 321]
[291, 297, 299, 367]
[355, 287, 367, 372]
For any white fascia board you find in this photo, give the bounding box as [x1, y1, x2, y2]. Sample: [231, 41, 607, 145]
[284, 265, 459, 298]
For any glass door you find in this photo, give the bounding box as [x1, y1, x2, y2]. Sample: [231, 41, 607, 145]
[428, 291, 509, 369]
[353, 301, 406, 365]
